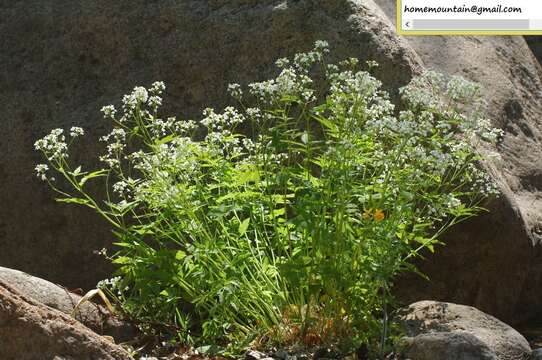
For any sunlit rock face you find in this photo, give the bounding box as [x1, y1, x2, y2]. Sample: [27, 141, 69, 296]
[0, 0, 419, 290]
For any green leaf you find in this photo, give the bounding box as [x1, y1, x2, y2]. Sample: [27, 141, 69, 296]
[79, 169, 108, 187]
[236, 168, 260, 185]
[238, 218, 250, 236]
[112, 256, 131, 265]
[156, 134, 175, 145]
[71, 166, 82, 176]
[55, 197, 91, 206]
[271, 208, 286, 219]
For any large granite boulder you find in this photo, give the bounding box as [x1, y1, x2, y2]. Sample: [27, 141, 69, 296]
[0, 280, 132, 360]
[2, 0, 542, 327]
[399, 301, 531, 360]
[0, 0, 420, 290]
[374, 0, 542, 326]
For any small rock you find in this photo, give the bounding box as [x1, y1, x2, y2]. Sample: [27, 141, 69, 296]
[0, 280, 132, 359]
[0, 266, 136, 342]
[273, 349, 290, 360]
[532, 348, 542, 359]
[398, 301, 531, 360]
[246, 350, 269, 360]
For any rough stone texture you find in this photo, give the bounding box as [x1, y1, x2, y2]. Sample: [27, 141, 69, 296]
[525, 36, 542, 64]
[0, 280, 132, 360]
[3, 0, 542, 328]
[532, 348, 542, 360]
[375, 0, 542, 326]
[0, 267, 135, 342]
[0, 0, 420, 290]
[399, 301, 531, 360]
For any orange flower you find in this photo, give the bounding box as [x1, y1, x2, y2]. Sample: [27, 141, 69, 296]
[374, 208, 385, 222]
[362, 208, 385, 222]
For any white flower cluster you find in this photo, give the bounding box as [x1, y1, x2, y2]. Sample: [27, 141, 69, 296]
[245, 41, 329, 104]
[96, 276, 128, 296]
[130, 137, 202, 209]
[248, 67, 314, 103]
[34, 128, 68, 161]
[100, 105, 117, 120]
[228, 83, 243, 100]
[97, 276, 122, 290]
[400, 71, 504, 144]
[113, 177, 138, 196]
[119, 85, 152, 117]
[446, 75, 481, 101]
[148, 95, 162, 109]
[100, 82, 164, 124]
[34, 164, 49, 181]
[201, 107, 245, 131]
[150, 81, 165, 94]
[69, 126, 84, 138]
[99, 128, 127, 168]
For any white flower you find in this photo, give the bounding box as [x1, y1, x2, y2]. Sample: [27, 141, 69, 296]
[113, 180, 128, 195]
[122, 86, 149, 114]
[100, 128, 126, 142]
[97, 276, 122, 290]
[34, 128, 68, 161]
[148, 95, 162, 109]
[275, 58, 290, 68]
[133, 86, 148, 103]
[314, 40, 329, 53]
[227, 83, 243, 99]
[69, 126, 84, 138]
[150, 81, 166, 95]
[174, 119, 198, 135]
[100, 105, 117, 119]
[35, 164, 49, 181]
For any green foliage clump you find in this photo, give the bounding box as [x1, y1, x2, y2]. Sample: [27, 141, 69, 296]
[35, 41, 501, 357]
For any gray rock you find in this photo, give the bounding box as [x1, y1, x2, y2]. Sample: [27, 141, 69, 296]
[532, 348, 542, 359]
[246, 350, 270, 360]
[0, 280, 132, 360]
[0, 266, 135, 342]
[399, 301, 531, 360]
[273, 349, 291, 360]
[374, 0, 542, 326]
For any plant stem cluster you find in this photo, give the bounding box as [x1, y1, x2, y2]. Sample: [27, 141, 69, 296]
[35, 41, 501, 358]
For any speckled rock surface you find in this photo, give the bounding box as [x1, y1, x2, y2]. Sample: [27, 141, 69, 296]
[0, 280, 132, 360]
[0, 267, 134, 342]
[399, 301, 531, 360]
[375, 0, 542, 326]
[0, 0, 419, 290]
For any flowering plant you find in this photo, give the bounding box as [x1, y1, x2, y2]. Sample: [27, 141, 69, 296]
[35, 41, 501, 357]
